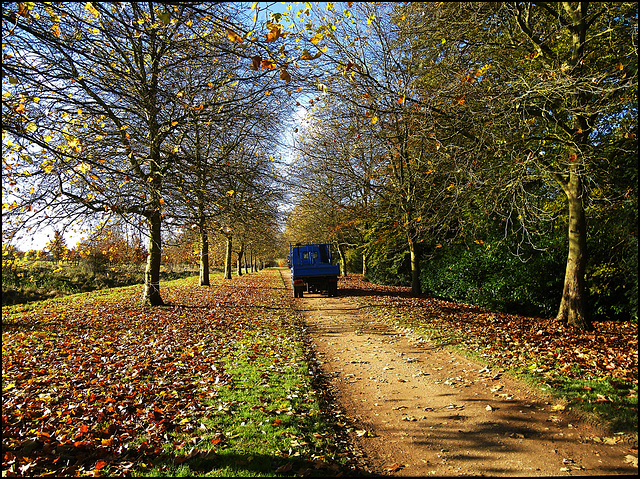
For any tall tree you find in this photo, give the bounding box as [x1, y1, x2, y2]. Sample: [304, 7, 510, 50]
[397, 1, 637, 329]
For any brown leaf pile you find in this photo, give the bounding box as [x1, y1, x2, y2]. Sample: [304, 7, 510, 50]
[338, 275, 638, 384]
[1, 275, 278, 476]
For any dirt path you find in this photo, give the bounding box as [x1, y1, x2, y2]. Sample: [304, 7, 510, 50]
[282, 271, 637, 476]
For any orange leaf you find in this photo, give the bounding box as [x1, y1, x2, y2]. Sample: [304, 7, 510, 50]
[265, 21, 285, 42]
[94, 460, 107, 470]
[226, 29, 243, 43]
[568, 153, 577, 162]
[260, 59, 277, 70]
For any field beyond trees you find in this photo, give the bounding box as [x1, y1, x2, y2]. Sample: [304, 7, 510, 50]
[2, 269, 637, 476]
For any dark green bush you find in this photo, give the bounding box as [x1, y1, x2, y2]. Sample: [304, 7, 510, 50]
[420, 239, 566, 317]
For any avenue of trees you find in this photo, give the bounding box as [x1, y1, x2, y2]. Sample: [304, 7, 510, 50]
[283, 2, 637, 331]
[2, 2, 292, 305]
[3, 2, 637, 331]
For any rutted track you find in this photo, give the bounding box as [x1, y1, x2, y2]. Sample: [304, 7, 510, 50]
[281, 269, 637, 476]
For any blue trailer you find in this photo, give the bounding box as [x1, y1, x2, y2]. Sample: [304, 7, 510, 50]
[288, 242, 340, 298]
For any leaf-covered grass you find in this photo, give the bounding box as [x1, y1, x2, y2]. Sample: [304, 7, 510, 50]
[339, 275, 638, 437]
[2, 270, 355, 477]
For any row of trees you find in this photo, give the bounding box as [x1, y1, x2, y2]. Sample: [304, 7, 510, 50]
[283, 2, 637, 331]
[3, 3, 637, 331]
[2, 2, 299, 304]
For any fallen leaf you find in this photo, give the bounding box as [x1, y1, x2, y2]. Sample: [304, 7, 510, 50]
[383, 462, 405, 472]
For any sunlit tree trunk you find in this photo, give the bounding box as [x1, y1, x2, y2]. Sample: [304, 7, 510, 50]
[407, 231, 422, 297]
[143, 208, 164, 306]
[556, 162, 592, 330]
[362, 249, 369, 279]
[337, 243, 347, 276]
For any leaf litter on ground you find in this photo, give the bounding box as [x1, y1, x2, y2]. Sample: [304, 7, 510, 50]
[2, 271, 356, 477]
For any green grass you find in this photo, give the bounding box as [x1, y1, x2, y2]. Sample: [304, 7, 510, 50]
[131, 273, 353, 477]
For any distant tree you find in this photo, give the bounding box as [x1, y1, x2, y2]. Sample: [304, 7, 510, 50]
[46, 230, 68, 262]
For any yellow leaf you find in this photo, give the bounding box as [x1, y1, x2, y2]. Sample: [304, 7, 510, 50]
[85, 2, 99, 18]
[76, 162, 91, 173]
[310, 32, 323, 45]
[226, 190, 235, 197]
[371, 116, 378, 124]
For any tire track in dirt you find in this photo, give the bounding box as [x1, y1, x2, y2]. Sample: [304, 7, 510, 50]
[282, 270, 638, 477]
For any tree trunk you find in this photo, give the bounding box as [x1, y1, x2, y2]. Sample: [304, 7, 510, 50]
[143, 210, 164, 306]
[223, 235, 233, 280]
[199, 225, 210, 286]
[407, 231, 422, 297]
[236, 241, 244, 277]
[337, 243, 347, 276]
[362, 250, 369, 279]
[556, 164, 592, 330]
